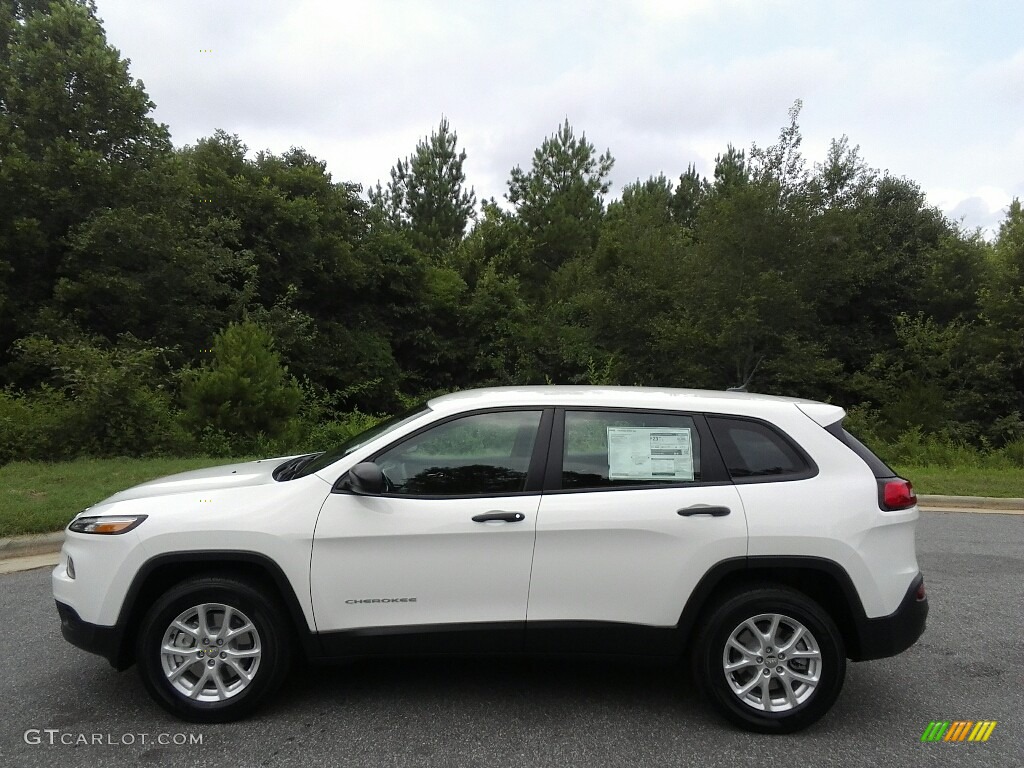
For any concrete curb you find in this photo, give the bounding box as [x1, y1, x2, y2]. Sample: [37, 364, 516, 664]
[917, 494, 1024, 511]
[0, 531, 65, 560]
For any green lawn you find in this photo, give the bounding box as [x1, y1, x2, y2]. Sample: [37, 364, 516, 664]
[0, 456, 247, 537]
[893, 465, 1024, 499]
[1, 457, 1021, 539]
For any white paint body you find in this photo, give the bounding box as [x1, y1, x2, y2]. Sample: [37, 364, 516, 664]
[53, 386, 920, 637]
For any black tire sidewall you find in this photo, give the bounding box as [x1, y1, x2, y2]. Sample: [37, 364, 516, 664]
[136, 578, 290, 723]
[694, 588, 846, 734]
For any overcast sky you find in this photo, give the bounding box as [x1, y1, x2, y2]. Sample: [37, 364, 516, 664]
[92, 0, 1023, 235]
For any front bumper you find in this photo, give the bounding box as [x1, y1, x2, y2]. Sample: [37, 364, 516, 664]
[55, 601, 125, 669]
[852, 572, 928, 661]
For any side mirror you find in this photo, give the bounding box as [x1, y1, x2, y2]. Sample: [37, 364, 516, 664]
[344, 462, 385, 495]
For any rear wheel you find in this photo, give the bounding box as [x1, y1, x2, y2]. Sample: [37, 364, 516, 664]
[692, 587, 846, 733]
[136, 576, 291, 722]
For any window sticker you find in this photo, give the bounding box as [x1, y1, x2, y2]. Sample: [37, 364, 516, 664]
[606, 427, 694, 481]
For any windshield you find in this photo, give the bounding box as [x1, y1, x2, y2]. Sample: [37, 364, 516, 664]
[290, 403, 431, 479]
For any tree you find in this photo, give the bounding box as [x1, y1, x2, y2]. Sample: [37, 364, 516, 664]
[506, 119, 614, 287]
[0, 0, 172, 373]
[978, 199, 1024, 434]
[671, 163, 708, 229]
[749, 99, 808, 194]
[711, 144, 748, 193]
[181, 321, 301, 440]
[10, 330, 184, 457]
[369, 117, 476, 256]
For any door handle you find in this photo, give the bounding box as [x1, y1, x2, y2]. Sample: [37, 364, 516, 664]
[677, 505, 731, 517]
[472, 511, 526, 523]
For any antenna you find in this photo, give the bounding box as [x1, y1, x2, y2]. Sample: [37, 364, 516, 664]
[727, 355, 763, 393]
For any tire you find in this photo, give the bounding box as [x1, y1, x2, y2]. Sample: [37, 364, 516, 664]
[136, 575, 292, 723]
[692, 586, 846, 733]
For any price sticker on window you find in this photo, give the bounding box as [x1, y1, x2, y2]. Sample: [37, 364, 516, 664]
[607, 427, 694, 481]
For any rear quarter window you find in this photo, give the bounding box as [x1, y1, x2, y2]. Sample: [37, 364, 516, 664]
[708, 416, 817, 482]
[825, 422, 897, 478]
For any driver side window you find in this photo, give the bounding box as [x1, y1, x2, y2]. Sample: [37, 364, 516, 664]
[375, 410, 543, 496]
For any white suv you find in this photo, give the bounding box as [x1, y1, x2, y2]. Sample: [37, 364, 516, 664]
[53, 386, 927, 732]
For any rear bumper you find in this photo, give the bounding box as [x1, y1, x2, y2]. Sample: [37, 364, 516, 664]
[852, 573, 928, 661]
[56, 601, 125, 669]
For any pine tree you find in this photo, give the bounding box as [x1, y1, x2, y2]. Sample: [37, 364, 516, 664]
[181, 321, 302, 439]
[506, 119, 614, 281]
[369, 117, 476, 255]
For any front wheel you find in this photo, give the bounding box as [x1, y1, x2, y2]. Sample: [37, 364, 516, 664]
[692, 587, 846, 733]
[136, 576, 291, 722]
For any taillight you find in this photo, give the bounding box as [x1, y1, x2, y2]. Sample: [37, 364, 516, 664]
[880, 478, 917, 510]
[915, 580, 926, 601]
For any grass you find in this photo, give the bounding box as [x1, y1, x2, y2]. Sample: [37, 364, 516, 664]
[1, 456, 1022, 539]
[892, 465, 1024, 498]
[0, 456, 247, 538]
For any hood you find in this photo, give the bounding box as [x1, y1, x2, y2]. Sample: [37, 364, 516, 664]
[98, 456, 300, 505]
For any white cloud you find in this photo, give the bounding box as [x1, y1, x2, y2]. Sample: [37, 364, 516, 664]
[91, 0, 1022, 233]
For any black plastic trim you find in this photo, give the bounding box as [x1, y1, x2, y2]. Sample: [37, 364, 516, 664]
[674, 556, 927, 662]
[96, 550, 320, 669]
[56, 601, 121, 665]
[318, 621, 525, 657]
[315, 558, 925, 663]
[676, 555, 863, 637]
[524, 621, 679, 656]
[855, 572, 928, 660]
[63, 553, 924, 669]
[825, 421, 897, 479]
[317, 620, 681, 659]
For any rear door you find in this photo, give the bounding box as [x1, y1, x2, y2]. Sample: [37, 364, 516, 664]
[526, 408, 747, 648]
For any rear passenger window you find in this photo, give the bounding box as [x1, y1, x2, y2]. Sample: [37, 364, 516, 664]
[708, 417, 812, 481]
[562, 411, 702, 489]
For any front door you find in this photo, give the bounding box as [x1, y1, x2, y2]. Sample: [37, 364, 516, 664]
[312, 408, 550, 653]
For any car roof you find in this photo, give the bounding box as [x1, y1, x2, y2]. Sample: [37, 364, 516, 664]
[426, 385, 830, 415]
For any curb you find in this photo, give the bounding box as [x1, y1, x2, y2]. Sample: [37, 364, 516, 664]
[0, 531, 65, 560]
[917, 494, 1024, 511]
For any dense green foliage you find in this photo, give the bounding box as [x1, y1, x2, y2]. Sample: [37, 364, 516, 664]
[180, 320, 301, 442]
[1, 1, 1022, 464]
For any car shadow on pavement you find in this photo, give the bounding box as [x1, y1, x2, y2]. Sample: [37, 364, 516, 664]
[269, 655, 707, 722]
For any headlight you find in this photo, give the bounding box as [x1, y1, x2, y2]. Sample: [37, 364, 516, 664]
[68, 515, 147, 535]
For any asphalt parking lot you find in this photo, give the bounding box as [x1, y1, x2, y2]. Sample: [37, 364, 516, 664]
[1, 510, 1021, 768]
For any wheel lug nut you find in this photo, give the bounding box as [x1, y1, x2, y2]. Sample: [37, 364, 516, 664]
[778, 653, 785, 660]
[216, 639, 224, 646]
[776, 666, 784, 674]
[202, 638, 210, 645]
[762, 669, 771, 677]
[196, 652, 204, 659]
[765, 647, 772, 653]
[219, 652, 227, 659]
[756, 656, 763, 663]
[207, 659, 216, 667]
